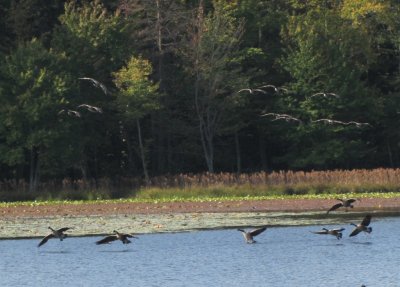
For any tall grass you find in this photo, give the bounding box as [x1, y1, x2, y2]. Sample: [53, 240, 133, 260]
[1, 168, 400, 202]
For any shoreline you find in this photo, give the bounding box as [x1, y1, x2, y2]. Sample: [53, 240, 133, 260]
[1, 197, 399, 239]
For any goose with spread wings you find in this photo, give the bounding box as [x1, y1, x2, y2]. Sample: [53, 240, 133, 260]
[96, 230, 138, 245]
[79, 77, 109, 95]
[327, 198, 357, 214]
[349, 215, 372, 237]
[311, 228, 345, 240]
[237, 226, 267, 243]
[38, 227, 71, 247]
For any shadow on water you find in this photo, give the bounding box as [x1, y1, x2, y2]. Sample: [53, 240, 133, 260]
[98, 249, 135, 253]
[350, 241, 373, 246]
[39, 250, 73, 254]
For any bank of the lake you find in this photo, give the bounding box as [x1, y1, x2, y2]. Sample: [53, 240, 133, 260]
[1, 197, 399, 239]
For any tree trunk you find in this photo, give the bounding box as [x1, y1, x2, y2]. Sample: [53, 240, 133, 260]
[234, 131, 241, 173]
[259, 134, 268, 171]
[29, 147, 39, 193]
[137, 119, 150, 183]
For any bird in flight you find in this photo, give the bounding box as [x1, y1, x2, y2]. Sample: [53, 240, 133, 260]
[261, 113, 302, 124]
[311, 227, 345, 240]
[38, 227, 71, 247]
[257, 84, 288, 93]
[237, 88, 267, 94]
[96, 230, 138, 245]
[310, 92, 340, 99]
[311, 119, 371, 128]
[78, 104, 103, 113]
[349, 215, 372, 237]
[58, 109, 81, 118]
[237, 226, 267, 243]
[79, 77, 109, 95]
[326, 198, 357, 214]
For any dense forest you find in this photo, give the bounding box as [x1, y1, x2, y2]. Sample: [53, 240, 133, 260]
[1, 0, 400, 192]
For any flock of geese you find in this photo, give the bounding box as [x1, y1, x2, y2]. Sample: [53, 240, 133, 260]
[38, 228, 137, 247]
[237, 198, 372, 244]
[239, 84, 371, 128]
[37, 198, 371, 247]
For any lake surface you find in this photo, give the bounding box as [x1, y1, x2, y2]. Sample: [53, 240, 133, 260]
[1, 216, 399, 287]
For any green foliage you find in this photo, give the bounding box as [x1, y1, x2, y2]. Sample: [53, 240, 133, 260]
[0, 39, 71, 167]
[113, 56, 160, 119]
[2, 0, 400, 186]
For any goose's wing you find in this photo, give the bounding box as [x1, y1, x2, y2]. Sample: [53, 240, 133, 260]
[124, 233, 135, 238]
[349, 227, 362, 237]
[346, 199, 356, 204]
[332, 228, 345, 232]
[96, 235, 118, 245]
[38, 234, 54, 247]
[249, 227, 267, 237]
[312, 230, 328, 235]
[327, 203, 343, 213]
[57, 227, 71, 233]
[361, 215, 371, 226]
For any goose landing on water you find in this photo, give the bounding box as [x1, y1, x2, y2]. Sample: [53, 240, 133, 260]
[38, 227, 71, 247]
[349, 215, 372, 237]
[237, 227, 267, 244]
[311, 228, 345, 240]
[327, 198, 356, 214]
[96, 230, 138, 245]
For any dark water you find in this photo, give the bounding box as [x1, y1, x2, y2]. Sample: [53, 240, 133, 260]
[1, 216, 399, 287]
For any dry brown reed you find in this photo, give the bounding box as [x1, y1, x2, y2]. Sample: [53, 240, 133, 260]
[147, 168, 400, 189]
[1, 168, 400, 196]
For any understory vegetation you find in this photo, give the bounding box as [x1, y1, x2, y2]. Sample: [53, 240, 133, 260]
[1, 168, 400, 202]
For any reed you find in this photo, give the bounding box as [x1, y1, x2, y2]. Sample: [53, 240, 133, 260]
[1, 168, 400, 202]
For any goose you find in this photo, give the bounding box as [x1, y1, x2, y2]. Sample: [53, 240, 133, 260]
[78, 77, 109, 95]
[261, 113, 302, 124]
[257, 84, 288, 93]
[349, 214, 372, 237]
[38, 227, 71, 247]
[77, 104, 103, 113]
[237, 226, 267, 243]
[58, 109, 81, 118]
[96, 230, 138, 245]
[326, 198, 356, 214]
[312, 119, 371, 128]
[311, 228, 345, 240]
[310, 92, 340, 98]
[237, 88, 267, 94]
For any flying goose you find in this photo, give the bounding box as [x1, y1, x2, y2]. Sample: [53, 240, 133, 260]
[58, 109, 81, 118]
[77, 104, 103, 113]
[311, 119, 371, 128]
[96, 230, 138, 245]
[311, 228, 345, 240]
[310, 92, 340, 98]
[38, 227, 71, 247]
[237, 226, 267, 243]
[237, 88, 267, 94]
[327, 198, 356, 214]
[349, 215, 372, 237]
[257, 84, 288, 93]
[79, 77, 109, 95]
[261, 113, 303, 124]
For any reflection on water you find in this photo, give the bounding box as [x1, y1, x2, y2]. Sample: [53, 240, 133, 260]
[1, 216, 399, 287]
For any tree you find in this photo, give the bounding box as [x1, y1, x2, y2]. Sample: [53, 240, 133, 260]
[113, 56, 160, 183]
[0, 38, 72, 191]
[277, 1, 382, 169]
[181, 1, 248, 172]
